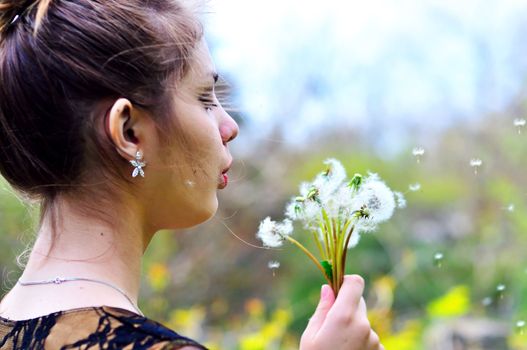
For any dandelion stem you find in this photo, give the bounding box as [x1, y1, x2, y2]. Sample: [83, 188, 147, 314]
[341, 223, 355, 291]
[332, 218, 338, 292]
[319, 215, 332, 263]
[285, 236, 333, 287]
[334, 217, 343, 295]
[312, 230, 326, 261]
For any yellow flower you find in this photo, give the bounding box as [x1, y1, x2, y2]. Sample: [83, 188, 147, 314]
[240, 333, 267, 350]
[147, 262, 169, 292]
[245, 298, 265, 319]
[382, 320, 422, 350]
[168, 306, 205, 339]
[427, 285, 470, 318]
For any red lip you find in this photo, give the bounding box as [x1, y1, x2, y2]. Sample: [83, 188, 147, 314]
[218, 173, 228, 189]
[218, 161, 232, 189]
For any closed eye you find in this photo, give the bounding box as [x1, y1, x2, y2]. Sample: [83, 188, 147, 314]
[199, 93, 218, 110]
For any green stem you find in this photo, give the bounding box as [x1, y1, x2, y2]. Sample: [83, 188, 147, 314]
[334, 217, 343, 296]
[341, 223, 355, 290]
[318, 216, 331, 262]
[312, 229, 326, 261]
[332, 218, 338, 293]
[285, 236, 333, 287]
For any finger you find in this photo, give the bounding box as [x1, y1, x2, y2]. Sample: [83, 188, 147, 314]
[328, 275, 364, 319]
[357, 297, 367, 317]
[366, 330, 381, 349]
[303, 284, 335, 338]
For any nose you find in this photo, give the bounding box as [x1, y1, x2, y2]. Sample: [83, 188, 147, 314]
[219, 110, 239, 144]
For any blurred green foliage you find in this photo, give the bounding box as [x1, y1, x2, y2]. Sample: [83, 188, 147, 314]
[1, 114, 526, 349]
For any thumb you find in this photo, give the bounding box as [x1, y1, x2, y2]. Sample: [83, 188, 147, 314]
[303, 284, 335, 337]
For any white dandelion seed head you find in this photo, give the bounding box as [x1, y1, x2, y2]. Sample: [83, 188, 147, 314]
[496, 284, 506, 292]
[321, 195, 339, 219]
[507, 204, 515, 212]
[514, 118, 526, 127]
[327, 185, 355, 218]
[278, 219, 293, 236]
[285, 199, 302, 221]
[256, 217, 292, 248]
[302, 200, 321, 223]
[409, 183, 421, 192]
[315, 159, 346, 188]
[347, 232, 362, 249]
[470, 158, 482, 167]
[268, 260, 281, 269]
[354, 216, 378, 234]
[394, 191, 407, 209]
[365, 172, 381, 182]
[412, 147, 425, 156]
[516, 320, 526, 328]
[299, 181, 312, 198]
[354, 175, 396, 224]
[314, 160, 347, 207]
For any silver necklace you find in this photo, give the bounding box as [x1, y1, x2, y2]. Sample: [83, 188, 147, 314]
[17, 276, 144, 317]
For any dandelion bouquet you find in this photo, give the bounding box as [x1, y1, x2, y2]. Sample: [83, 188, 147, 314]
[256, 159, 405, 296]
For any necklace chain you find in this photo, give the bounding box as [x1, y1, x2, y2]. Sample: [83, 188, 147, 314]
[17, 276, 144, 317]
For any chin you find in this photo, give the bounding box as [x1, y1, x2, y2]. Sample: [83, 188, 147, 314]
[181, 195, 219, 228]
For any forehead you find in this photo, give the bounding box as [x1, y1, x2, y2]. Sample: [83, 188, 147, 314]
[186, 40, 215, 84]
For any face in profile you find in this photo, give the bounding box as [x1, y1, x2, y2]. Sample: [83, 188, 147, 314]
[145, 39, 239, 231]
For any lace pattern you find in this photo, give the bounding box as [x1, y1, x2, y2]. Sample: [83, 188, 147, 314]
[0, 306, 208, 350]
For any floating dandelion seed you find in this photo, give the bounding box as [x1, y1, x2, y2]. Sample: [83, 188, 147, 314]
[394, 192, 406, 208]
[514, 118, 526, 134]
[516, 320, 526, 335]
[185, 180, 195, 187]
[433, 252, 444, 268]
[412, 147, 425, 156]
[506, 204, 515, 212]
[482, 297, 493, 307]
[268, 260, 280, 276]
[409, 183, 421, 192]
[470, 158, 483, 175]
[412, 147, 425, 163]
[497, 284, 506, 299]
[268, 260, 280, 269]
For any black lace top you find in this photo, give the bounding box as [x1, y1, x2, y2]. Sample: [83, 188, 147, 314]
[0, 305, 208, 349]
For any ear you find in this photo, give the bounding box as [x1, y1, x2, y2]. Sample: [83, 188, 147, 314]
[106, 98, 143, 161]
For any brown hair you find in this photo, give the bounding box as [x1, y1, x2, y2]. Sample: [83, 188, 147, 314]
[0, 0, 204, 258]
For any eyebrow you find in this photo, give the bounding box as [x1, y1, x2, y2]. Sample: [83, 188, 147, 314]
[200, 72, 219, 93]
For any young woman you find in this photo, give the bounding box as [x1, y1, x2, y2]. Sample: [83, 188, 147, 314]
[0, 0, 383, 349]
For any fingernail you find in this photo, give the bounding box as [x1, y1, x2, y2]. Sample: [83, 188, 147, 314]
[321, 284, 330, 300]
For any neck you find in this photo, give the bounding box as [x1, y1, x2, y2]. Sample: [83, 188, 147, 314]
[19, 197, 151, 309]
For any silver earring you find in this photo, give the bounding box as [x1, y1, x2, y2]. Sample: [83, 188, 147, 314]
[130, 150, 146, 178]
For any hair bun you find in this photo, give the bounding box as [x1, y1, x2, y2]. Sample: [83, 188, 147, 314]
[0, 0, 51, 35]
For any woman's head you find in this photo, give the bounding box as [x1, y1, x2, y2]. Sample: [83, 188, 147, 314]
[0, 0, 238, 253]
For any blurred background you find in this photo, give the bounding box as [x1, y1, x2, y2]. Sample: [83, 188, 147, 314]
[2, 0, 527, 349]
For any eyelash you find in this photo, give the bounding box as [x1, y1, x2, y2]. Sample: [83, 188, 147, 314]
[198, 93, 218, 111]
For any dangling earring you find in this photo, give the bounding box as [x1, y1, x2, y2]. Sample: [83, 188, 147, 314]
[130, 150, 146, 178]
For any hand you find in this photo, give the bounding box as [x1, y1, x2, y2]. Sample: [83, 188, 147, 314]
[300, 275, 384, 350]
